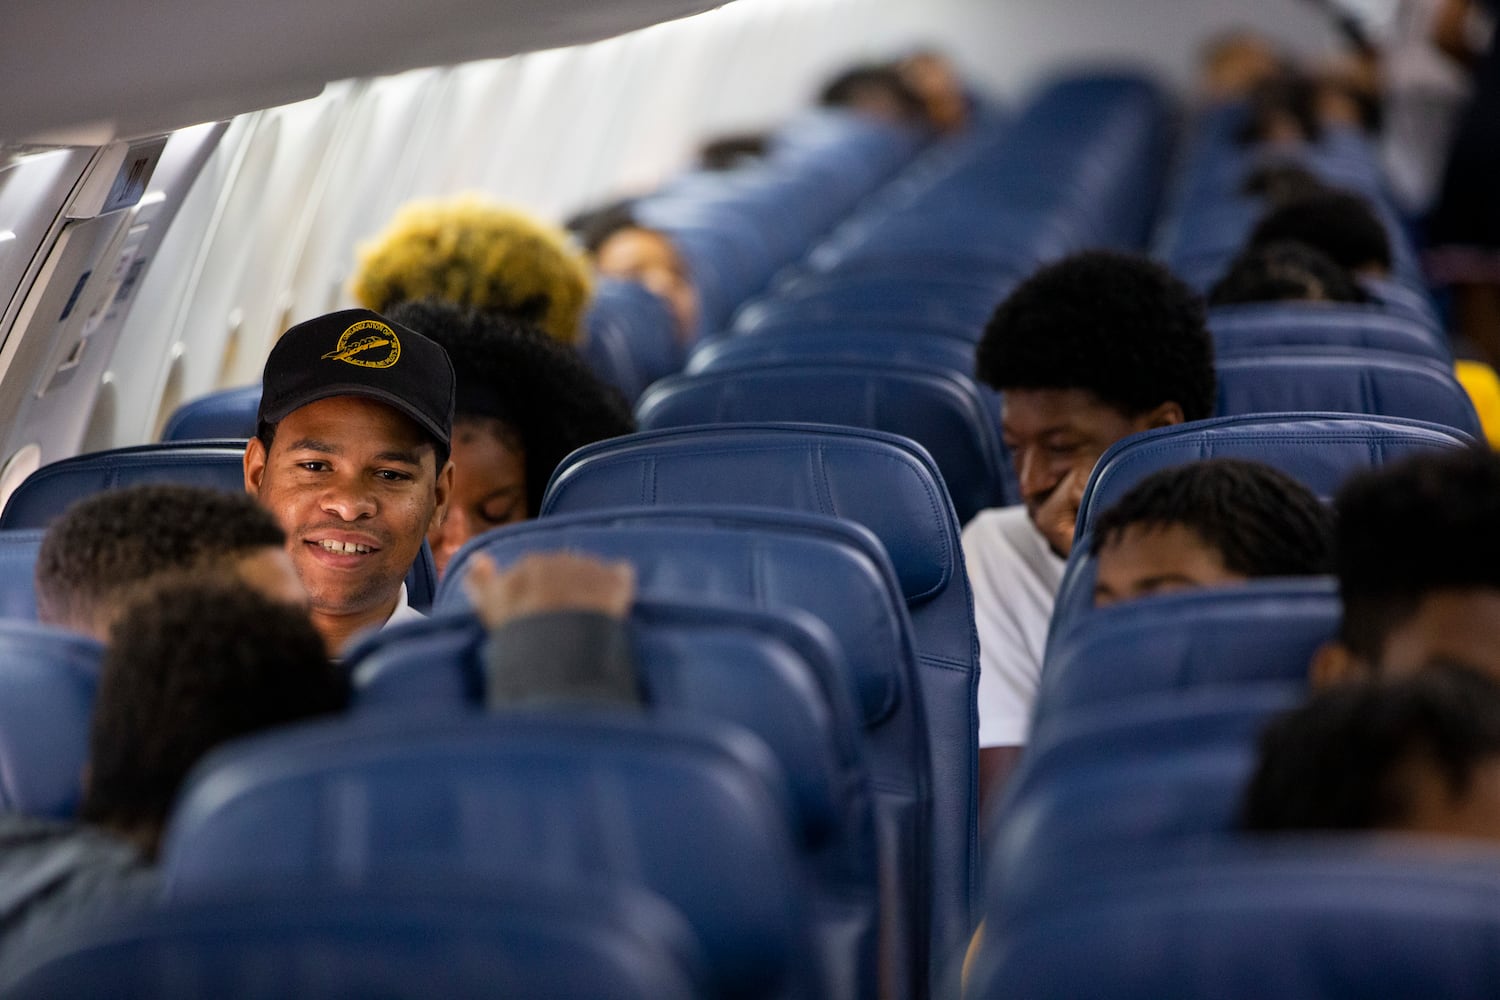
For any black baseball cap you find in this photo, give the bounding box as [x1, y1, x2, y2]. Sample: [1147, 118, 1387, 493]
[257, 308, 455, 450]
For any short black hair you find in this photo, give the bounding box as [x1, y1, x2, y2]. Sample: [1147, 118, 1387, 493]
[387, 299, 636, 516]
[1241, 665, 1500, 832]
[1208, 240, 1370, 306]
[818, 64, 928, 123]
[1247, 188, 1393, 273]
[1334, 448, 1500, 664]
[1238, 162, 1328, 204]
[80, 577, 347, 857]
[1090, 458, 1333, 576]
[975, 250, 1217, 421]
[699, 133, 770, 172]
[35, 485, 286, 633]
[566, 199, 642, 256]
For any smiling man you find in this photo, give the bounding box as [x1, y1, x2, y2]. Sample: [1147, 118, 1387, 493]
[962, 251, 1216, 805]
[244, 308, 455, 652]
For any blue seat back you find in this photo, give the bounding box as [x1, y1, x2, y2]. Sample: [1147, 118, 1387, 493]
[1208, 303, 1451, 364]
[581, 278, 685, 403]
[540, 424, 979, 959]
[6, 884, 708, 1000]
[1214, 351, 1482, 438]
[158, 385, 260, 442]
[0, 530, 44, 620]
[686, 329, 977, 378]
[162, 712, 817, 1000]
[634, 364, 1007, 523]
[0, 622, 103, 817]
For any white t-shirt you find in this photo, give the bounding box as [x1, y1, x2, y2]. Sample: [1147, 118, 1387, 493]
[384, 583, 425, 628]
[961, 505, 1066, 748]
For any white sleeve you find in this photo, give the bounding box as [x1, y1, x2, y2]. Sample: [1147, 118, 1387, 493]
[962, 512, 1049, 748]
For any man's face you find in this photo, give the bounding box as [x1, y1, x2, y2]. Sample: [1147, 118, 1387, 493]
[244, 395, 450, 623]
[1094, 523, 1247, 607]
[1376, 589, 1500, 681]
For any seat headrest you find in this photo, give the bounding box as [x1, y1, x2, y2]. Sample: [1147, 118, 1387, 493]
[0, 622, 103, 817]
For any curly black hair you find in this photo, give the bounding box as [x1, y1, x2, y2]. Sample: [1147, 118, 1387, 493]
[387, 299, 635, 516]
[566, 199, 641, 256]
[35, 485, 286, 634]
[974, 250, 1216, 421]
[1238, 162, 1328, 205]
[1333, 447, 1500, 663]
[80, 576, 347, 856]
[1247, 188, 1392, 274]
[1091, 458, 1333, 576]
[1241, 665, 1500, 833]
[1208, 240, 1369, 306]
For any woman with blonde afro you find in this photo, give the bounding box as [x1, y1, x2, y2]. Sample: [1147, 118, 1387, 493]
[352, 195, 592, 345]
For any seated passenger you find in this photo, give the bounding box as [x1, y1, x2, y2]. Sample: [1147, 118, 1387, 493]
[1208, 240, 1370, 306]
[697, 133, 770, 172]
[1246, 188, 1395, 281]
[34, 485, 305, 640]
[244, 308, 454, 652]
[352, 195, 593, 345]
[817, 63, 930, 128]
[1242, 665, 1500, 844]
[386, 299, 636, 574]
[1312, 448, 1500, 684]
[963, 251, 1216, 791]
[1197, 29, 1285, 102]
[1238, 162, 1328, 205]
[1236, 71, 1324, 146]
[1091, 458, 1334, 607]
[897, 48, 973, 133]
[566, 200, 699, 341]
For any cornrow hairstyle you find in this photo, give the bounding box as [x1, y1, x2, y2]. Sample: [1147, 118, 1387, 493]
[351, 195, 593, 345]
[1247, 188, 1393, 274]
[1208, 240, 1370, 306]
[35, 485, 286, 633]
[1090, 458, 1333, 577]
[1333, 448, 1500, 664]
[81, 576, 347, 857]
[387, 299, 635, 517]
[975, 250, 1217, 422]
[1241, 665, 1500, 832]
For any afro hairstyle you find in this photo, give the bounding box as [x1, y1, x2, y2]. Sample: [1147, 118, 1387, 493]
[352, 195, 593, 345]
[974, 250, 1217, 421]
[1208, 239, 1369, 306]
[387, 298, 635, 517]
[1247, 188, 1393, 274]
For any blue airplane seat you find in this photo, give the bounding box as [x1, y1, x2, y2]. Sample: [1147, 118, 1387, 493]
[540, 424, 980, 968]
[162, 711, 820, 1000]
[1208, 303, 1450, 364]
[0, 529, 44, 620]
[634, 363, 1008, 523]
[581, 277, 686, 403]
[5, 883, 709, 1000]
[431, 506, 927, 998]
[0, 622, 103, 818]
[158, 384, 260, 441]
[348, 597, 880, 1000]
[729, 312, 985, 342]
[1037, 580, 1337, 729]
[686, 328, 978, 378]
[1215, 351, 1483, 438]
[731, 282, 1002, 334]
[973, 848, 1500, 1000]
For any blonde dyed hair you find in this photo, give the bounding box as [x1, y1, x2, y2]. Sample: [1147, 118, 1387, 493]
[352, 195, 592, 344]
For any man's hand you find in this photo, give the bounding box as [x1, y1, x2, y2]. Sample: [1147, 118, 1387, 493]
[1032, 465, 1088, 559]
[463, 552, 636, 630]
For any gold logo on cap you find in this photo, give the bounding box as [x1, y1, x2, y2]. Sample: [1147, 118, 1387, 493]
[321, 319, 401, 369]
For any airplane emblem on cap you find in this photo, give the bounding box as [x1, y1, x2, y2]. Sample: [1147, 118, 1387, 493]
[321, 319, 401, 369]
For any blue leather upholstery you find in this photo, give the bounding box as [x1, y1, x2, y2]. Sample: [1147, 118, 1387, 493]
[0, 530, 44, 620]
[580, 278, 684, 403]
[6, 884, 709, 1000]
[732, 279, 1007, 334]
[1208, 303, 1451, 364]
[686, 329, 978, 378]
[0, 622, 102, 817]
[974, 847, 1500, 1000]
[540, 424, 979, 963]
[1038, 580, 1337, 724]
[634, 364, 1007, 522]
[1214, 352, 1483, 437]
[162, 711, 818, 1000]
[431, 506, 926, 997]
[158, 385, 259, 441]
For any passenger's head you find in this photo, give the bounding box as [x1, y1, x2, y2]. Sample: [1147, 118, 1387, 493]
[1247, 189, 1393, 278]
[80, 578, 347, 858]
[1091, 458, 1333, 607]
[1313, 448, 1500, 686]
[975, 251, 1216, 553]
[898, 49, 970, 133]
[1198, 30, 1283, 100]
[387, 299, 635, 575]
[245, 309, 454, 650]
[352, 195, 592, 344]
[1236, 72, 1322, 146]
[567, 200, 699, 341]
[35, 485, 303, 640]
[1208, 240, 1370, 307]
[818, 64, 929, 127]
[1238, 162, 1327, 205]
[1242, 666, 1500, 844]
[698, 133, 770, 172]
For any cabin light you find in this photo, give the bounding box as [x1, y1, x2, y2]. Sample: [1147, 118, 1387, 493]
[137, 192, 166, 207]
[0, 231, 15, 244]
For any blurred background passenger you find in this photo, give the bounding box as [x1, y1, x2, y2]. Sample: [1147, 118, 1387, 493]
[896, 48, 974, 133]
[387, 298, 635, 575]
[1197, 29, 1286, 102]
[1246, 188, 1396, 279]
[352, 195, 592, 345]
[1209, 240, 1371, 305]
[817, 63, 930, 128]
[567, 199, 700, 343]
